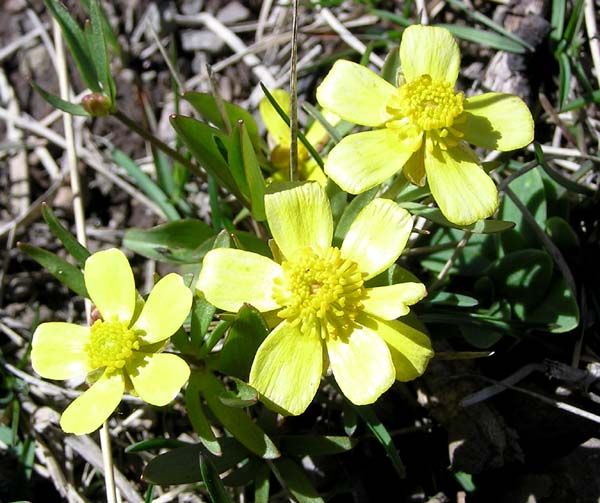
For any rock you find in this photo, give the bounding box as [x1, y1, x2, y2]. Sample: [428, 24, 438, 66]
[181, 0, 204, 15]
[216, 1, 251, 24]
[181, 29, 224, 53]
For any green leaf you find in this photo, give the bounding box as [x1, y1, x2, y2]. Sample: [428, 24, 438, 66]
[562, 0, 585, 47]
[370, 8, 411, 27]
[44, 0, 99, 91]
[529, 276, 579, 333]
[88, 0, 115, 103]
[354, 405, 405, 478]
[186, 374, 222, 456]
[401, 202, 515, 234]
[123, 219, 216, 264]
[333, 188, 378, 246]
[426, 291, 479, 308]
[218, 378, 258, 408]
[280, 435, 357, 457]
[239, 121, 266, 221]
[184, 92, 260, 145]
[254, 463, 270, 503]
[550, 0, 566, 42]
[197, 370, 280, 459]
[499, 167, 547, 252]
[545, 216, 579, 251]
[191, 295, 217, 348]
[437, 24, 526, 54]
[381, 45, 401, 85]
[557, 51, 572, 110]
[125, 438, 190, 453]
[41, 204, 90, 266]
[19, 244, 87, 297]
[30, 81, 90, 116]
[200, 454, 233, 503]
[216, 305, 269, 381]
[112, 148, 180, 221]
[271, 459, 325, 503]
[533, 143, 594, 196]
[303, 102, 342, 143]
[454, 471, 476, 492]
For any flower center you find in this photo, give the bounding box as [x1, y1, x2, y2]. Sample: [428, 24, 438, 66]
[86, 320, 141, 372]
[274, 247, 365, 340]
[387, 74, 464, 131]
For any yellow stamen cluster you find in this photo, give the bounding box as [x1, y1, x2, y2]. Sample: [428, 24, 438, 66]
[387, 74, 464, 132]
[86, 319, 141, 372]
[274, 247, 365, 340]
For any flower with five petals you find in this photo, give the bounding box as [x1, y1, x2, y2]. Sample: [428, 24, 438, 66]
[317, 25, 534, 225]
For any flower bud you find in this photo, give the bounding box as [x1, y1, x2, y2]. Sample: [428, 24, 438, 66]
[81, 93, 112, 117]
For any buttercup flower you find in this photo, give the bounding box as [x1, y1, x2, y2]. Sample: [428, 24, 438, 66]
[197, 183, 433, 415]
[316, 25, 534, 225]
[259, 89, 338, 185]
[31, 249, 192, 434]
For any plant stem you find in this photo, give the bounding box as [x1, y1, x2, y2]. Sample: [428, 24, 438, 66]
[100, 423, 117, 503]
[113, 109, 205, 181]
[289, 0, 299, 181]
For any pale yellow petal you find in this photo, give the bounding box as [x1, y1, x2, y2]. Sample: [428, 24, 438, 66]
[400, 25, 460, 85]
[363, 282, 427, 320]
[134, 273, 192, 344]
[326, 326, 395, 405]
[305, 110, 340, 150]
[341, 198, 413, 279]
[265, 183, 333, 259]
[197, 248, 283, 312]
[316, 60, 396, 127]
[31, 323, 91, 379]
[127, 352, 190, 406]
[84, 248, 135, 323]
[359, 313, 433, 381]
[403, 141, 426, 186]
[425, 142, 498, 225]
[249, 322, 323, 415]
[299, 157, 327, 186]
[60, 371, 124, 434]
[325, 128, 422, 194]
[259, 89, 291, 147]
[458, 93, 534, 151]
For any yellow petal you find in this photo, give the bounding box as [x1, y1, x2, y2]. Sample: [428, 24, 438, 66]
[316, 60, 396, 127]
[197, 248, 283, 312]
[403, 141, 426, 186]
[260, 89, 291, 147]
[126, 352, 190, 406]
[458, 93, 534, 151]
[249, 321, 323, 415]
[363, 282, 427, 320]
[341, 198, 413, 279]
[265, 183, 333, 259]
[299, 157, 327, 186]
[425, 142, 499, 225]
[31, 323, 91, 379]
[133, 273, 192, 344]
[60, 371, 124, 434]
[305, 110, 340, 150]
[359, 313, 433, 381]
[325, 129, 422, 194]
[84, 248, 135, 323]
[326, 326, 395, 405]
[400, 25, 461, 85]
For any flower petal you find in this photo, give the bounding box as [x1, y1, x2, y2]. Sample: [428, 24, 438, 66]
[126, 352, 190, 406]
[299, 157, 327, 186]
[60, 371, 124, 434]
[31, 323, 91, 379]
[400, 25, 460, 85]
[363, 282, 427, 320]
[359, 314, 433, 381]
[197, 248, 283, 312]
[341, 198, 413, 279]
[84, 248, 135, 323]
[265, 183, 333, 259]
[316, 60, 396, 127]
[133, 273, 192, 344]
[425, 142, 499, 225]
[326, 326, 395, 405]
[259, 89, 291, 147]
[403, 141, 426, 186]
[325, 128, 422, 194]
[305, 110, 340, 149]
[458, 93, 534, 151]
[250, 322, 323, 415]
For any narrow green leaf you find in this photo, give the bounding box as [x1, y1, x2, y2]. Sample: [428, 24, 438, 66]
[239, 121, 266, 221]
[198, 319, 232, 358]
[44, 0, 100, 91]
[125, 438, 190, 453]
[200, 454, 233, 503]
[380, 45, 401, 86]
[19, 244, 87, 297]
[280, 435, 357, 457]
[426, 291, 479, 308]
[437, 24, 526, 53]
[454, 471, 476, 492]
[89, 0, 115, 103]
[254, 464, 270, 503]
[557, 51, 572, 110]
[271, 459, 325, 503]
[123, 219, 216, 264]
[560, 88, 600, 112]
[41, 204, 90, 266]
[186, 374, 222, 456]
[197, 370, 280, 459]
[217, 378, 258, 408]
[334, 188, 378, 246]
[112, 148, 180, 221]
[562, 0, 585, 47]
[371, 8, 411, 27]
[303, 102, 342, 143]
[550, 0, 566, 42]
[191, 295, 217, 348]
[30, 81, 90, 116]
[533, 143, 594, 195]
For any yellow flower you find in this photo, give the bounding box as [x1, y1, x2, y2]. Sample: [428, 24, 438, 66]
[259, 89, 339, 185]
[316, 25, 534, 225]
[31, 249, 192, 435]
[197, 183, 433, 415]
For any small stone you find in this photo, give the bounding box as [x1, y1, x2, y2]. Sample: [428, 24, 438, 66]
[181, 0, 204, 15]
[181, 29, 224, 53]
[216, 1, 250, 24]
